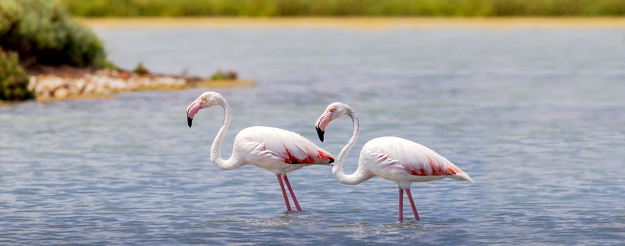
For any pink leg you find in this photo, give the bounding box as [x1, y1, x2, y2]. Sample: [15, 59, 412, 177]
[283, 175, 302, 212]
[405, 188, 421, 221]
[398, 189, 404, 221]
[276, 175, 292, 211]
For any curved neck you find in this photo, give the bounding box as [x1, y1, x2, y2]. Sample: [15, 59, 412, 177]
[332, 107, 373, 185]
[210, 98, 242, 170]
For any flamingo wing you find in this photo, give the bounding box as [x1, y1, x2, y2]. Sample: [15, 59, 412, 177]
[236, 126, 335, 165]
[363, 137, 473, 183]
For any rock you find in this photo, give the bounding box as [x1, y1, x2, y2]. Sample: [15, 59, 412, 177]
[39, 76, 65, 91]
[71, 79, 86, 94]
[107, 78, 128, 91]
[53, 88, 69, 99]
[28, 76, 38, 91]
[82, 81, 95, 93]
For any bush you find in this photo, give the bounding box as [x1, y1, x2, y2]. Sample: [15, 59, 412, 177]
[0, 47, 34, 101]
[132, 62, 149, 75]
[0, 0, 113, 69]
[210, 70, 238, 80]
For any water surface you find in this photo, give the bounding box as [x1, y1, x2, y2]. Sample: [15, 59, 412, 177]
[2, 25, 625, 245]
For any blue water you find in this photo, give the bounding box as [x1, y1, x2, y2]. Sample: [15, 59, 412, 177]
[2, 25, 625, 245]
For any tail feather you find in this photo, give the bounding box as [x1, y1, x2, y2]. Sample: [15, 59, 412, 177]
[452, 172, 474, 184]
[443, 162, 474, 183]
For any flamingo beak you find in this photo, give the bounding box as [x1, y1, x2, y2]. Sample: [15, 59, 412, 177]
[186, 98, 203, 128]
[315, 111, 332, 142]
[316, 126, 325, 142]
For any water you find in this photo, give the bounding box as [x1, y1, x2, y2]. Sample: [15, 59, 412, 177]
[2, 24, 625, 245]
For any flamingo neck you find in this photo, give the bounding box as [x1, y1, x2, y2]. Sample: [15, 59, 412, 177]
[332, 107, 372, 185]
[210, 98, 242, 170]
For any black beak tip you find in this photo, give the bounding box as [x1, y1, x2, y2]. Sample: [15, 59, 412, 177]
[316, 127, 325, 142]
[187, 116, 193, 128]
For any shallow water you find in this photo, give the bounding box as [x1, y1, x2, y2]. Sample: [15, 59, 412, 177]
[2, 26, 625, 245]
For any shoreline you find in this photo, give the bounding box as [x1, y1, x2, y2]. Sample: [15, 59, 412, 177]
[23, 68, 253, 102]
[77, 17, 625, 30]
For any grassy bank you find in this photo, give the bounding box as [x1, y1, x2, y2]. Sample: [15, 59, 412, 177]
[76, 17, 625, 30]
[61, 0, 625, 17]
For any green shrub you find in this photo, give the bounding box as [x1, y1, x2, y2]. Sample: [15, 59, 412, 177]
[0, 47, 34, 101]
[210, 70, 238, 80]
[132, 62, 149, 75]
[0, 0, 114, 69]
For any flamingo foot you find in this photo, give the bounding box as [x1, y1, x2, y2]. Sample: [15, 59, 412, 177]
[283, 175, 302, 212]
[277, 174, 292, 212]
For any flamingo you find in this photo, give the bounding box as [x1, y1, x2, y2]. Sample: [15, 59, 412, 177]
[186, 91, 335, 212]
[315, 102, 474, 221]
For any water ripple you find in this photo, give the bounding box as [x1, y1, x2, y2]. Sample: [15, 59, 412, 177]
[3, 28, 625, 245]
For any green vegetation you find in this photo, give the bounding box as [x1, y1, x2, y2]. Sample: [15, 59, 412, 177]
[62, 0, 625, 17]
[210, 70, 238, 81]
[133, 62, 149, 75]
[1, 0, 113, 69]
[1, 0, 114, 101]
[0, 47, 34, 101]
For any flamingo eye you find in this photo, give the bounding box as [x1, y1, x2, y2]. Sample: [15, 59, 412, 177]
[202, 96, 207, 100]
[330, 108, 335, 112]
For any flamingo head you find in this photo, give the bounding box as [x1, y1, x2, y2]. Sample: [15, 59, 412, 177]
[186, 91, 224, 128]
[315, 102, 350, 142]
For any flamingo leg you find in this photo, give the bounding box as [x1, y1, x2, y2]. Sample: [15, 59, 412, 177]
[283, 175, 302, 212]
[405, 188, 421, 221]
[276, 174, 292, 211]
[398, 189, 404, 221]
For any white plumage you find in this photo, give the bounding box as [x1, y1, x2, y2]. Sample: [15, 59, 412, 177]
[234, 126, 334, 172]
[361, 136, 473, 184]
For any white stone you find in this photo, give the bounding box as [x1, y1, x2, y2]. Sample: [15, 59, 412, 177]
[82, 81, 95, 93]
[53, 88, 69, 99]
[39, 77, 65, 91]
[72, 79, 86, 92]
[108, 78, 128, 91]
[28, 76, 38, 91]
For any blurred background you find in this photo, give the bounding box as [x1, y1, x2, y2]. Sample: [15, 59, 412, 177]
[62, 0, 625, 17]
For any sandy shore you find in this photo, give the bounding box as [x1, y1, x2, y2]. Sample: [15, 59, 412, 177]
[77, 17, 625, 30]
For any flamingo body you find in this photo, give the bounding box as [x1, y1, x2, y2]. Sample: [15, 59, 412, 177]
[187, 91, 334, 212]
[233, 126, 334, 174]
[360, 136, 472, 186]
